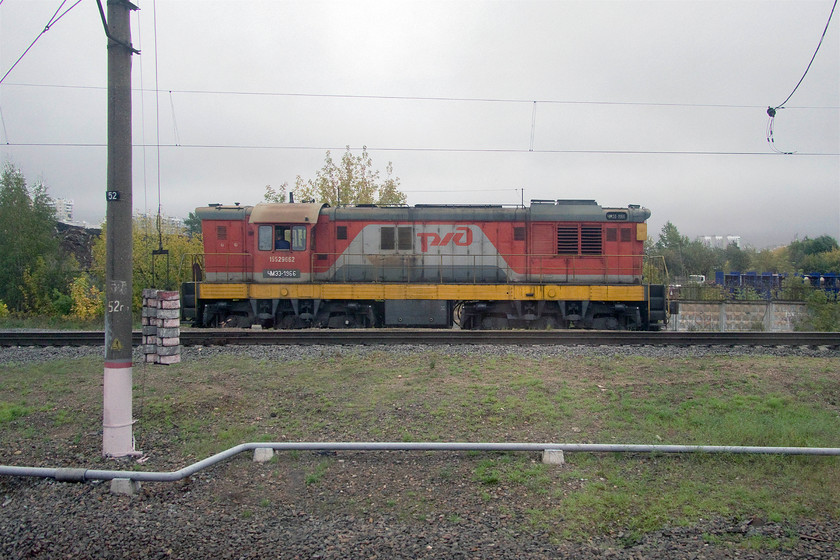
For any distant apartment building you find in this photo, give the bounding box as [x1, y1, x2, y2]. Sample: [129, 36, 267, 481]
[134, 212, 185, 234]
[50, 198, 74, 223]
[699, 235, 741, 249]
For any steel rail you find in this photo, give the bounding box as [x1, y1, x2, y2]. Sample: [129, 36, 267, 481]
[2, 441, 839, 483]
[1, 330, 839, 347]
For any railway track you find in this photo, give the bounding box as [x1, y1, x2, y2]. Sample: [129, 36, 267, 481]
[1, 329, 838, 348]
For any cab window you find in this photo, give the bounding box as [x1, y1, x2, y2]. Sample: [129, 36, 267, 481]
[258, 225, 273, 250]
[291, 226, 307, 251]
[258, 224, 306, 251]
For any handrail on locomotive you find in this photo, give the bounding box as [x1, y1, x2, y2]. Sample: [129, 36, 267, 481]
[184, 251, 668, 285]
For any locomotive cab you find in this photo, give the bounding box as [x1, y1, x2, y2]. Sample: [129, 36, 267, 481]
[249, 202, 323, 283]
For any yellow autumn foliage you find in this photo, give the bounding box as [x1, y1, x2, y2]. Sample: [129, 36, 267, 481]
[92, 215, 204, 312]
[70, 274, 104, 320]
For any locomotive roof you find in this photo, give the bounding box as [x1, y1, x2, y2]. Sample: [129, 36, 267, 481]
[323, 200, 650, 223]
[194, 204, 252, 221]
[249, 203, 325, 224]
[196, 200, 650, 223]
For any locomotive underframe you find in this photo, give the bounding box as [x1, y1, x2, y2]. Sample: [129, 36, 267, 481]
[189, 282, 666, 331]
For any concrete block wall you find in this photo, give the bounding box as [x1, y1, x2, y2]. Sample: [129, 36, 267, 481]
[141, 289, 181, 364]
[669, 301, 806, 332]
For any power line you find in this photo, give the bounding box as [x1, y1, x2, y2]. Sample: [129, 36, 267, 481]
[3, 82, 839, 111]
[766, 0, 838, 154]
[772, 0, 838, 110]
[5, 141, 838, 157]
[0, 0, 83, 86]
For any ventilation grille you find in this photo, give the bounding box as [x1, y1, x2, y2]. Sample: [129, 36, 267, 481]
[581, 227, 602, 255]
[556, 227, 578, 254]
[556, 225, 603, 255]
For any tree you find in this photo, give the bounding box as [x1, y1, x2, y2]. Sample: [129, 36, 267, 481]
[723, 242, 750, 272]
[748, 246, 791, 274]
[787, 235, 840, 272]
[800, 248, 840, 274]
[0, 163, 75, 312]
[92, 215, 204, 312]
[184, 211, 202, 238]
[681, 240, 718, 278]
[263, 184, 288, 204]
[651, 221, 689, 277]
[265, 146, 407, 207]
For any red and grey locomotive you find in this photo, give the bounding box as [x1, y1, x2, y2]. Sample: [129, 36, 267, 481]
[182, 199, 668, 330]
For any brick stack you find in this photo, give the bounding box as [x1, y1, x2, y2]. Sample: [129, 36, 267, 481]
[141, 289, 181, 364]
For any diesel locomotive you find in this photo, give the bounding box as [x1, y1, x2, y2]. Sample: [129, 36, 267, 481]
[181, 199, 668, 330]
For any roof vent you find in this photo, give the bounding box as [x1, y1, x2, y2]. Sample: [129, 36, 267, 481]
[556, 199, 597, 205]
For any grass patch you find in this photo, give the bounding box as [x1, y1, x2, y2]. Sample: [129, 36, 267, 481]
[0, 401, 32, 423]
[305, 460, 330, 485]
[1, 350, 838, 543]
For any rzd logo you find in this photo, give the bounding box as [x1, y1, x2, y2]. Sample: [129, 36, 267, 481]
[417, 226, 473, 252]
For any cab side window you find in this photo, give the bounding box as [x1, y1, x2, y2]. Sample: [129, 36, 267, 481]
[258, 224, 306, 251]
[258, 225, 273, 251]
[291, 226, 307, 251]
[275, 226, 291, 250]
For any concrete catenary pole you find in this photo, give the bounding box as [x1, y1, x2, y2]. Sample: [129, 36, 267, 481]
[103, 0, 139, 457]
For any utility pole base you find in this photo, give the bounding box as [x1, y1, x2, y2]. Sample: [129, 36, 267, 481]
[103, 363, 137, 457]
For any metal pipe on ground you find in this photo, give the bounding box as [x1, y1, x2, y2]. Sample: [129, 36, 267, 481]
[1, 442, 839, 483]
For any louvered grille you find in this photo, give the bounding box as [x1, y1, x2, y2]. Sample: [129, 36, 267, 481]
[556, 226, 578, 254]
[581, 226, 603, 255]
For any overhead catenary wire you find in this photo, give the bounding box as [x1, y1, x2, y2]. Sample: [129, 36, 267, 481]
[771, 0, 837, 111]
[766, 0, 837, 154]
[3, 141, 838, 157]
[0, 0, 84, 86]
[152, 0, 165, 257]
[4, 82, 839, 111]
[168, 91, 181, 146]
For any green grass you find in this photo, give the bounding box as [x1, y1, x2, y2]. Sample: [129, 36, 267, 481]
[0, 401, 32, 423]
[305, 460, 330, 485]
[1, 350, 838, 544]
[0, 315, 105, 330]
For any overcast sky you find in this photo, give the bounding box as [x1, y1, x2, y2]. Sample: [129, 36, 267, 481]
[1, 0, 838, 247]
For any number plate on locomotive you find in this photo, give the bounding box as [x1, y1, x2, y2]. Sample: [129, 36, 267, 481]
[263, 269, 301, 279]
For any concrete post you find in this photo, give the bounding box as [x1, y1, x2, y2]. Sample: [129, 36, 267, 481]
[103, 0, 139, 458]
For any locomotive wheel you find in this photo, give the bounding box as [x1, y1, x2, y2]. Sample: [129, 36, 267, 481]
[278, 314, 297, 329]
[202, 306, 219, 328]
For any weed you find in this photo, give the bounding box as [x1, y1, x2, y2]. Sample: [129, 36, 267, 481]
[0, 401, 31, 423]
[305, 460, 330, 485]
[474, 459, 501, 485]
[438, 466, 454, 481]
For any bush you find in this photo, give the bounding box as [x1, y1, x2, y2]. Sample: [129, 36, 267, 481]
[50, 290, 74, 316]
[69, 274, 104, 320]
[780, 276, 811, 302]
[795, 290, 840, 332]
